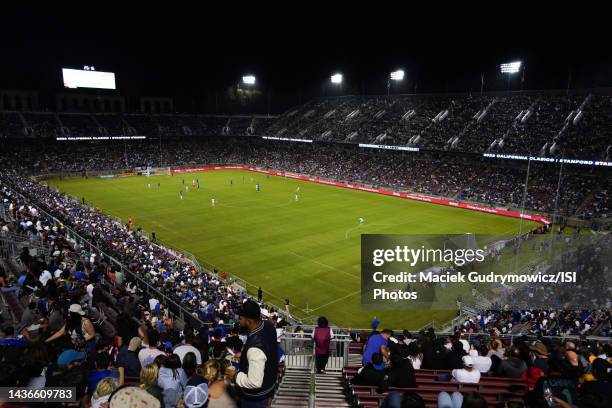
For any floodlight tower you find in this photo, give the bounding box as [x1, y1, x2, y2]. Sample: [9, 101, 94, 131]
[242, 75, 256, 86]
[330, 73, 343, 95]
[388, 69, 405, 96]
[500, 61, 523, 91]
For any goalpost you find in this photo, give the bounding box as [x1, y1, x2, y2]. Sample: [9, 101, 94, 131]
[145, 167, 172, 176]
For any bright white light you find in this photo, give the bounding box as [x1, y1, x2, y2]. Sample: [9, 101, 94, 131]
[330, 73, 343, 84]
[390, 70, 405, 81]
[62, 68, 116, 89]
[242, 75, 256, 85]
[500, 61, 522, 74]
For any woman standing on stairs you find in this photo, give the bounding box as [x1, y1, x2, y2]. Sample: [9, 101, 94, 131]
[313, 316, 333, 374]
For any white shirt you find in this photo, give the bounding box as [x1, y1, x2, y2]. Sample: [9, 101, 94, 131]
[138, 347, 165, 367]
[460, 339, 470, 353]
[173, 344, 202, 365]
[149, 298, 160, 311]
[236, 347, 266, 389]
[409, 356, 421, 369]
[39, 270, 52, 286]
[471, 355, 492, 373]
[452, 368, 481, 383]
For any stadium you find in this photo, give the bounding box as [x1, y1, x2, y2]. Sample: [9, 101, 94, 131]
[0, 9, 610, 408]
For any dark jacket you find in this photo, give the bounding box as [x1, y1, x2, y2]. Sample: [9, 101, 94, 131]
[388, 360, 417, 388]
[496, 357, 527, 379]
[352, 364, 387, 387]
[238, 321, 278, 401]
[445, 350, 465, 370]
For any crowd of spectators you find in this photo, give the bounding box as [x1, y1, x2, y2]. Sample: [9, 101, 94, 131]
[457, 309, 610, 338]
[0, 128, 610, 407]
[265, 91, 611, 161]
[1, 91, 611, 161]
[0, 111, 24, 138]
[58, 113, 101, 137]
[0, 173, 295, 406]
[352, 328, 611, 408]
[0, 136, 610, 220]
[0, 111, 273, 139]
[22, 112, 60, 138]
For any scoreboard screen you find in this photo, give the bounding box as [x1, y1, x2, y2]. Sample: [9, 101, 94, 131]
[62, 68, 116, 89]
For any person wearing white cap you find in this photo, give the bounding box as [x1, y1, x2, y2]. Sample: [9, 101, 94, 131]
[451, 356, 481, 383]
[183, 375, 209, 408]
[45, 304, 96, 351]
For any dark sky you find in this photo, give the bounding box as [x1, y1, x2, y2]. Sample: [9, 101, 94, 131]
[1, 5, 611, 112]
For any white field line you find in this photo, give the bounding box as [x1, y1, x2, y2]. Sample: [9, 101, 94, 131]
[287, 250, 359, 281]
[307, 290, 362, 313]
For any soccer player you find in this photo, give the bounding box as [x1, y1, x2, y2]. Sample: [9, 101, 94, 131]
[256, 183, 260, 192]
[157, 181, 161, 189]
[296, 187, 300, 193]
[230, 179, 233, 186]
[186, 186, 189, 192]
[211, 197, 216, 207]
[295, 194, 299, 202]
[179, 190, 183, 200]
[147, 183, 151, 189]
[182, 179, 185, 185]
[192, 179, 195, 187]
[359, 217, 365, 225]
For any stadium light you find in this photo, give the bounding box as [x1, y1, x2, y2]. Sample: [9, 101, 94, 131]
[330, 73, 343, 84]
[242, 75, 256, 85]
[500, 61, 522, 74]
[390, 70, 405, 81]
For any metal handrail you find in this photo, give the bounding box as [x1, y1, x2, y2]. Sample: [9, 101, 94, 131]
[309, 345, 315, 408]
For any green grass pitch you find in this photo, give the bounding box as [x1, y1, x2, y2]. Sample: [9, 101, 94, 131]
[49, 169, 539, 330]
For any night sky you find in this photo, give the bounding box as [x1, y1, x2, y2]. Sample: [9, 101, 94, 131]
[1, 5, 610, 113]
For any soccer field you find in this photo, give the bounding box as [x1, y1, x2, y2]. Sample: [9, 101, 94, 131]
[50, 169, 539, 329]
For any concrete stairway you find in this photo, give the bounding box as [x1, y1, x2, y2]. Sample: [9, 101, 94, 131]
[271, 368, 310, 407]
[271, 368, 350, 408]
[314, 371, 350, 407]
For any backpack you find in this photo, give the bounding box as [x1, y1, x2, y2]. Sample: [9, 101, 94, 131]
[88, 306, 117, 339]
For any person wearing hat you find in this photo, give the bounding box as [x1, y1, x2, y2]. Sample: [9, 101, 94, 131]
[530, 341, 550, 374]
[45, 304, 96, 352]
[46, 349, 89, 407]
[108, 385, 161, 408]
[57, 349, 87, 368]
[183, 374, 209, 408]
[226, 300, 278, 408]
[451, 356, 481, 383]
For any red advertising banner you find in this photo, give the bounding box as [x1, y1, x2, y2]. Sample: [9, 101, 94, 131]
[173, 166, 550, 225]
